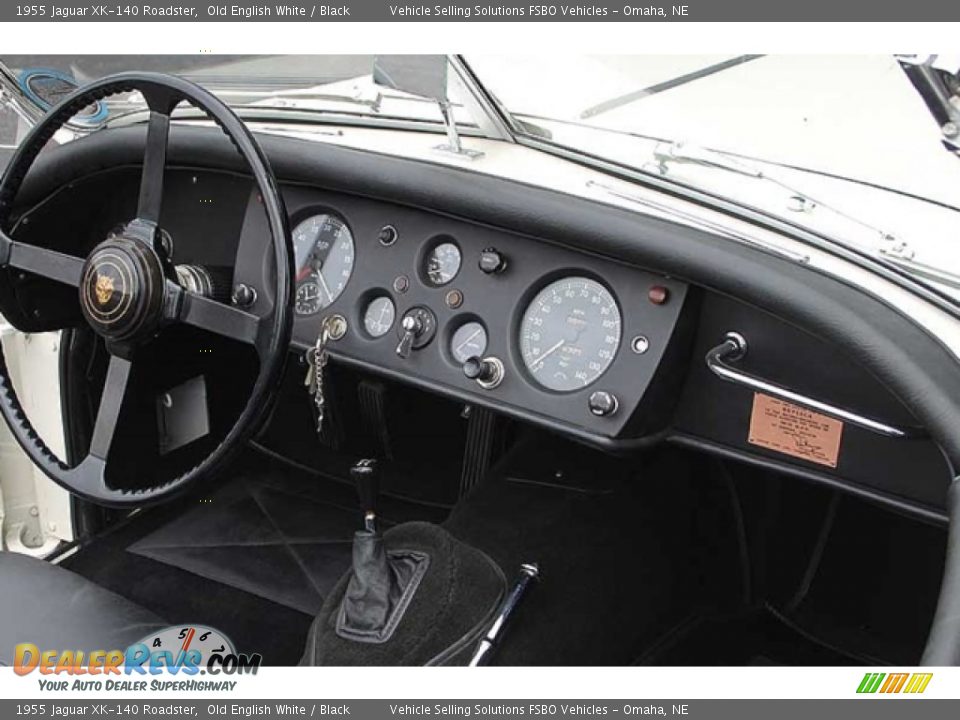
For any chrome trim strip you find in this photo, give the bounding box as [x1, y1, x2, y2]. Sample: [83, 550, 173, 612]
[706, 332, 918, 439]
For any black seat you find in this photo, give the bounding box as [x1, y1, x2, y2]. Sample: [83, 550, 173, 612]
[0, 551, 166, 666]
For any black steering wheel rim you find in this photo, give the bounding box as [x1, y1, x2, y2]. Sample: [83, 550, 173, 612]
[0, 72, 293, 507]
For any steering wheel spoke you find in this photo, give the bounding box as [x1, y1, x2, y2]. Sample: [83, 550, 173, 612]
[177, 290, 263, 352]
[134, 85, 185, 229]
[67, 455, 110, 503]
[136, 110, 172, 227]
[0, 229, 84, 287]
[88, 353, 133, 461]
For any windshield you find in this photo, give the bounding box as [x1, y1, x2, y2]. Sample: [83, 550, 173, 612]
[465, 54, 960, 290]
[0, 55, 470, 157]
[466, 55, 960, 206]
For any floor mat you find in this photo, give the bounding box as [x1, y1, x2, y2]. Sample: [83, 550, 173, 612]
[128, 461, 443, 615]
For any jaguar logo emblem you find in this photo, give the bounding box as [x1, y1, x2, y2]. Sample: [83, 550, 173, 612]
[94, 273, 115, 306]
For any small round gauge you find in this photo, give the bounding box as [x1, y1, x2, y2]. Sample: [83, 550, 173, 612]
[450, 321, 488, 364]
[363, 296, 396, 338]
[424, 242, 461, 286]
[293, 213, 355, 315]
[519, 276, 622, 392]
[295, 280, 323, 315]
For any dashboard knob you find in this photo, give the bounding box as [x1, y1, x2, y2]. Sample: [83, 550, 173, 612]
[231, 283, 257, 308]
[463, 356, 504, 389]
[479, 247, 507, 275]
[588, 390, 619, 417]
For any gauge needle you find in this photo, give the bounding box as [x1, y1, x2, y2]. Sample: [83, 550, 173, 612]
[316, 271, 333, 302]
[532, 340, 565, 372]
[180, 627, 195, 653]
[456, 328, 483, 354]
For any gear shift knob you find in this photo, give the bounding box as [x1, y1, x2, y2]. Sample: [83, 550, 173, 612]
[351, 458, 379, 532]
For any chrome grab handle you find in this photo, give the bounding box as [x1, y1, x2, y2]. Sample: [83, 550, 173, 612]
[705, 332, 918, 439]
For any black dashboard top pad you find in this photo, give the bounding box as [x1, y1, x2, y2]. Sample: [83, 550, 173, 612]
[10, 124, 960, 517]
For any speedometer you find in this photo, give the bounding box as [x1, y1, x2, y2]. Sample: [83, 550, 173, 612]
[519, 277, 622, 392]
[293, 213, 354, 316]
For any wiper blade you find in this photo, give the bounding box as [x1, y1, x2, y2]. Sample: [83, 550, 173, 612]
[580, 55, 763, 120]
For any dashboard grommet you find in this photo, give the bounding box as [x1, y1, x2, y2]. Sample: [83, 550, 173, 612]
[631, 335, 650, 355]
[378, 224, 399, 246]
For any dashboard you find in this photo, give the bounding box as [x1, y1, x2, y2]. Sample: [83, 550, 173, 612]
[8, 136, 954, 521]
[234, 184, 694, 443]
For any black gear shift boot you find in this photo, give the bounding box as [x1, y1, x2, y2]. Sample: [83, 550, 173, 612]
[301, 522, 506, 665]
[336, 530, 430, 643]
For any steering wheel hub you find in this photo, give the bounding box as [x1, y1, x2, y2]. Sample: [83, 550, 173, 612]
[79, 234, 165, 342]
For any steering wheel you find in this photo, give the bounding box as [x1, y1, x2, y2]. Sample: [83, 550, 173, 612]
[0, 72, 293, 506]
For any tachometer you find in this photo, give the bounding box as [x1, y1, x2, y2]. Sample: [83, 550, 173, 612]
[519, 277, 621, 392]
[293, 213, 354, 315]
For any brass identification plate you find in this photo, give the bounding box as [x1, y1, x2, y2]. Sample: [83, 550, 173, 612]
[748, 392, 844, 468]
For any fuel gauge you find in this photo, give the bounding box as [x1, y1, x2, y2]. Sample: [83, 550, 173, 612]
[450, 321, 488, 364]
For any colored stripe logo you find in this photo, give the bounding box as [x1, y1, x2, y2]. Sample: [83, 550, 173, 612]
[857, 672, 933, 694]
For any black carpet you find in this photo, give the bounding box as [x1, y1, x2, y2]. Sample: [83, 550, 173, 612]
[60, 430, 941, 666]
[636, 606, 867, 665]
[442, 438, 734, 666]
[62, 453, 445, 664]
[128, 474, 358, 615]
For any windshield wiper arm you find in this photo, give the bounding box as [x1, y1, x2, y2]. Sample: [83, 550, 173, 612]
[652, 140, 900, 238]
[580, 55, 763, 120]
[653, 140, 960, 292]
[653, 140, 764, 179]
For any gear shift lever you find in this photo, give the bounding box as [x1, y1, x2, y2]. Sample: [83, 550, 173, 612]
[338, 458, 430, 643]
[351, 458, 379, 533]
